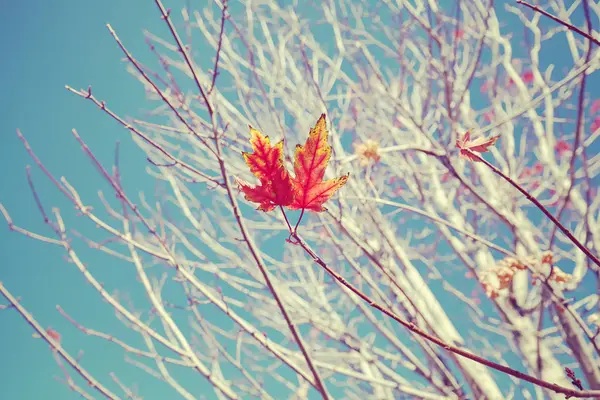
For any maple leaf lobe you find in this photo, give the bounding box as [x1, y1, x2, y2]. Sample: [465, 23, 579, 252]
[237, 127, 294, 211]
[289, 114, 349, 212]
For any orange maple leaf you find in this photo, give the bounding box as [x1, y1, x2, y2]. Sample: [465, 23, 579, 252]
[236, 127, 294, 211]
[289, 114, 349, 212]
[456, 130, 499, 162]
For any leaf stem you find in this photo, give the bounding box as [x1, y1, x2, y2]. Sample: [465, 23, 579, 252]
[0, 282, 119, 400]
[279, 206, 293, 232]
[293, 209, 306, 234]
[516, 1, 600, 47]
[466, 149, 600, 269]
[287, 232, 600, 398]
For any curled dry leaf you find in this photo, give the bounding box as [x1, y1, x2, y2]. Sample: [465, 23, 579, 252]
[456, 130, 500, 162]
[549, 267, 572, 284]
[354, 139, 381, 166]
[482, 252, 572, 298]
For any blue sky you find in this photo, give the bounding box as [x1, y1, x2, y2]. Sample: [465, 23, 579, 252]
[0, 1, 183, 398]
[1, 1, 599, 399]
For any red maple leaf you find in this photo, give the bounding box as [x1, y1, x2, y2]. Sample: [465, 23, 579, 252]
[456, 131, 499, 162]
[236, 127, 294, 211]
[289, 114, 349, 212]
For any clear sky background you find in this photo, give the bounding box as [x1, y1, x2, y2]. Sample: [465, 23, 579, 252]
[0, 1, 194, 398]
[1, 1, 599, 399]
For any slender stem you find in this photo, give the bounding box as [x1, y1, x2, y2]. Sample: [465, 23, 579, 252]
[105, 24, 215, 154]
[293, 209, 305, 233]
[64, 86, 222, 187]
[466, 149, 600, 269]
[0, 282, 120, 400]
[550, 2, 593, 248]
[516, 1, 600, 47]
[279, 206, 293, 232]
[216, 157, 331, 399]
[153, 0, 213, 116]
[288, 233, 600, 398]
[208, 0, 228, 95]
[151, 2, 331, 397]
[215, 147, 331, 399]
[70, 129, 240, 400]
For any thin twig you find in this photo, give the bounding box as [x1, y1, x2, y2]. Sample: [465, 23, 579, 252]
[64, 86, 222, 187]
[105, 24, 215, 153]
[71, 128, 240, 400]
[153, 0, 213, 116]
[516, 1, 600, 47]
[211, 109, 332, 400]
[208, 0, 228, 94]
[288, 233, 600, 398]
[0, 282, 120, 400]
[465, 149, 600, 269]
